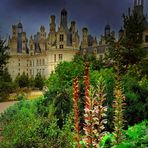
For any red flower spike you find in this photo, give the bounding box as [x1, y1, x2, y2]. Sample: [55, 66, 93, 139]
[73, 77, 81, 148]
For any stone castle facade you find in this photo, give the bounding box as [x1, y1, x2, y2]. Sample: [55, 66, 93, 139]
[8, 9, 80, 80]
[7, 0, 148, 80]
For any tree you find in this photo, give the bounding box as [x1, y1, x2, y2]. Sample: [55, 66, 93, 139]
[0, 39, 13, 101]
[106, 10, 146, 72]
[15, 72, 29, 88]
[34, 73, 45, 90]
[73, 53, 104, 71]
[0, 39, 9, 75]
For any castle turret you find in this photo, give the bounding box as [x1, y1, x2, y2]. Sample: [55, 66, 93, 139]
[105, 24, 110, 38]
[70, 21, 76, 33]
[22, 32, 27, 54]
[39, 25, 46, 52]
[17, 22, 23, 33]
[81, 27, 88, 48]
[69, 21, 79, 48]
[29, 35, 34, 55]
[50, 15, 56, 32]
[133, 0, 144, 17]
[17, 22, 23, 53]
[92, 37, 98, 47]
[9, 25, 17, 54]
[40, 25, 46, 39]
[60, 9, 68, 29]
[12, 25, 17, 39]
[74, 31, 80, 48]
[48, 15, 56, 47]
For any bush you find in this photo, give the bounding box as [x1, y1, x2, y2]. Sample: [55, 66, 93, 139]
[0, 99, 74, 147]
[122, 71, 148, 127]
[99, 120, 148, 148]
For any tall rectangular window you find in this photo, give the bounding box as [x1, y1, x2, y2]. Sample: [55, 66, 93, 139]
[60, 45, 64, 49]
[145, 35, 148, 42]
[59, 54, 63, 61]
[43, 59, 45, 65]
[59, 34, 64, 42]
[54, 54, 56, 62]
[30, 61, 32, 67]
[40, 59, 41, 65]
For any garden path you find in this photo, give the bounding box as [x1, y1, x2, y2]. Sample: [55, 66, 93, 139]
[0, 101, 18, 114]
[0, 101, 18, 142]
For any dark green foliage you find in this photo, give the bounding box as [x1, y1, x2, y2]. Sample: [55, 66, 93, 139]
[14, 72, 45, 90]
[0, 49, 147, 147]
[0, 39, 14, 101]
[99, 120, 148, 148]
[15, 72, 29, 88]
[0, 99, 74, 147]
[34, 73, 45, 90]
[0, 39, 9, 75]
[106, 9, 146, 72]
[29, 76, 34, 87]
[122, 69, 148, 127]
[73, 53, 104, 71]
[45, 61, 84, 128]
[123, 10, 144, 44]
[0, 69, 14, 101]
[137, 58, 148, 77]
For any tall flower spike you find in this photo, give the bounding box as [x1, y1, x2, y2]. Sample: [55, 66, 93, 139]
[83, 81, 107, 147]
[83, 63, 108, 147]
[92, 77, 108, 147]
[84, 62, 90, 104]
[113, 61, 126, 145]
[83, 62, 94, 147]
[73, 77, 81, 148]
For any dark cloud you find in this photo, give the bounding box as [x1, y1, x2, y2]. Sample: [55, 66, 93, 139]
[7, 0, 66, 11]
[1, 0, 148, 38]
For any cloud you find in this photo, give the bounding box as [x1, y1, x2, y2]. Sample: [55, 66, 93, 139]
[6, 0, 67, 13]
[1, 0, 148, 38]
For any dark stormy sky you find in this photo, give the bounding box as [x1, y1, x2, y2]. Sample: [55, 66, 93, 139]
[0, 0, 148, 40]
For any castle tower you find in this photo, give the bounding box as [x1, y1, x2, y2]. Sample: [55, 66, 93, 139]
[39, 25, 46, 52]
[48, 15, 56, 47]
[70, 21, 76, 33]
[40, 25, 46, 39]
[9, 25, 17, 54]
[69, 21, 79, 47]
[134, 0, 144, 6]
[29, 35, 34, 55]
[12, 25, 17, 39]
[74, 30, 80, 48]
[50, 15, 56, 32]
[60, 9, 68, 29]
[134, 0, 144, 17]
[104, 24, 110, 38]
[81, 27, 88, 48]
[22, 32, 27, 54]
[92, 37, 98, 47]
[17, 22, 23, 53]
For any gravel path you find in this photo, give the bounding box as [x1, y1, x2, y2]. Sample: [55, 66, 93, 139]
[0, 101, 18, 114]
[0, 101, 18, 142]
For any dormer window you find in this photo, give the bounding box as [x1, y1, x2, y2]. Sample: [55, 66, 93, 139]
[60, 34, 64, 42]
